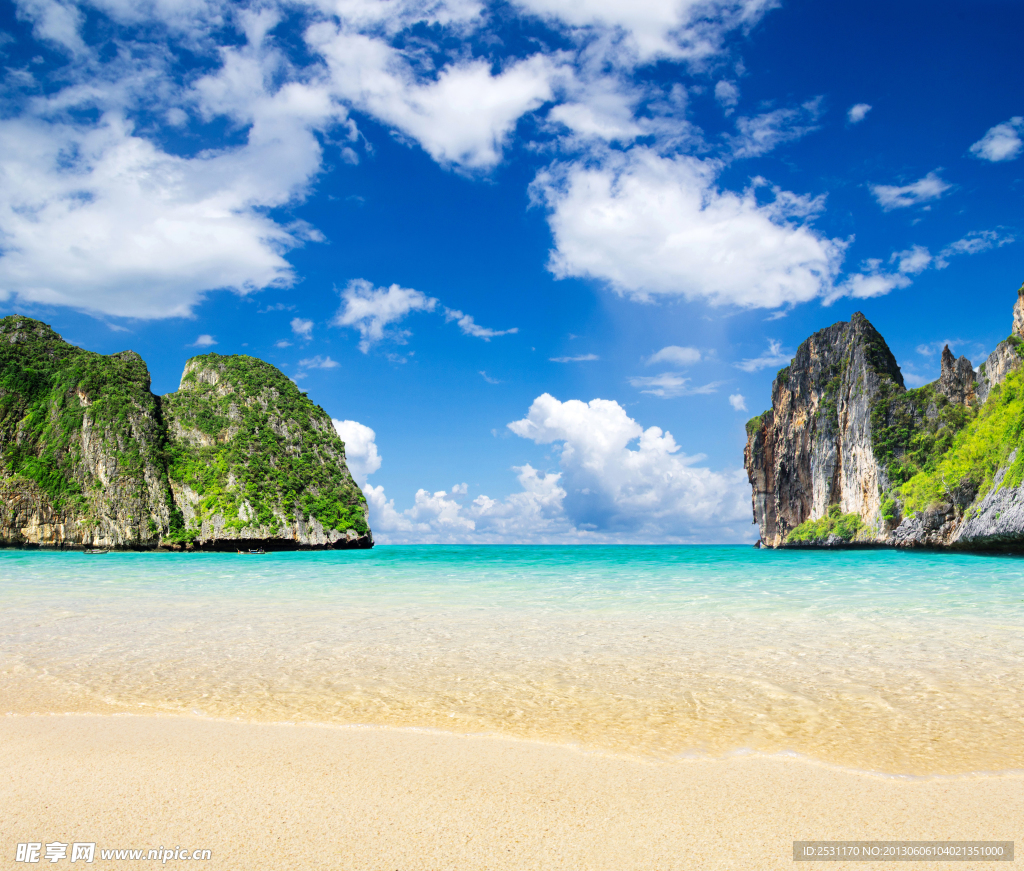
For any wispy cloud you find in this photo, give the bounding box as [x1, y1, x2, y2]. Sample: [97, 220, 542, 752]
[871, 171, 951, 210]
[729, 393, 747, 411]
[730, 98, 822, 159]
[628, 373, 722, 397]
[298, 355, 340, 369]
[550, 353, 599, 363]
[444, 308, 518, 340]
[645, 345, 701, 366]
[480, 370, 502, 384]
[735, 340, 790, 372]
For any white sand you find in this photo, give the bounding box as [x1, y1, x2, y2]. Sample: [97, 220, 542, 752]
[0, 715, 1020, 870]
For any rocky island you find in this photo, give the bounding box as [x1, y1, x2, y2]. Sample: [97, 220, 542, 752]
[745, 287, 1024, 549]
[0, 315, 371, 550]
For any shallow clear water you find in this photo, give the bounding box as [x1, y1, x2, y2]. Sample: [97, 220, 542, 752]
[2, 545, 1023, 774]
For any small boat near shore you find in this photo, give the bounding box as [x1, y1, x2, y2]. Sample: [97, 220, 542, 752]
[83, 548, 110, 555]
[237, 548, 267, 555]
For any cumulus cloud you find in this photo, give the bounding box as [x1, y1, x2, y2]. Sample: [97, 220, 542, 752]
[291, 318, 314, 340]
[969, 117, 1023, 162]
[354, 394, 751, 542]
[191, 334, 217, 347]
[506, 393, 748, 536]
[443, 308, 518, 340]
[847, 103, 871, 124]
[332, 278, 438, 352]
[735, 340, 789, 372]
[729, 393, 747, 411]
[871, 171, 951, 210]
[533, 147, 843, 309]
[645, 345, 701, 366]
[308, 26, 558, 170]
[333, 418, 382, 487]
[892, 245, 931, 274]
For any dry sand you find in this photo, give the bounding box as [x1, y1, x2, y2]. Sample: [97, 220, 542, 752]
[0, 714, 1020, 870]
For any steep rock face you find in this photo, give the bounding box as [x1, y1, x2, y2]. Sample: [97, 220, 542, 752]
[936, 345, 976, 406]
[747, 289, 1024, 551]
[744, 313, 902, 547]
[0, 316, 373, 550]
[162, 354, 372, 550]
[0, 316, 174, 547]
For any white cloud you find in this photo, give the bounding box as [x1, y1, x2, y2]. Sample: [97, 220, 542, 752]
[191, 334, 217, 347]
[308, 27, 558, 170]
[729, 393, 747, 411]
[892, 245, 931, 274]
[443, 308, 518, 339]
[480, 370, 502, 384]
[735, 339, 789, 372]
[298, 354, 339, 369]
[729, 99, 821, 159]
[533, 147, 844, 309]
[871, 171, 951, 210]
[506, 393, 748, 536]
[627, 372, 720, 397]
[969, 117, 1023, 162]
[847, 103, 871, 124]
[332, 418, 381, 487]
[0, 7, 347, 319]
[0, 112, 313, 318]
[332, 278, 437, 352]
[645, 345, 701, 366]
[514, 0, 778, 64]
[935, 229, 1015, 267]
[359, 394, 751, 542]
[715, 79, 739, 113]
[274, 339, 292, 348]
[829, 260, 912, 301]
[826, 231, 1014, 305]
[291, 317, 314, 340]
[550, 353, 599, 362]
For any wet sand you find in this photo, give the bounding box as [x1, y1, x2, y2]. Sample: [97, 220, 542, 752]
[1, 714, 1020, 870]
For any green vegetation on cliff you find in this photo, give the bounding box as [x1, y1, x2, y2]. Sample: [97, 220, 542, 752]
[786, 505, 863, 544]
[0, 316, 370, 548]
[870, 383, 975, 486]
[901, 368, 1024, 513]
[0, 316, 169, 531]
[163, 354, 369, 541]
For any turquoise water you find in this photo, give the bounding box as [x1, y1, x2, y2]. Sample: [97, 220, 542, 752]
[2, 545, 1024, 773]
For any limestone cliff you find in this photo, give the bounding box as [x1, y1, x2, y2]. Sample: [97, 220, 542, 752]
[745, 288, 1024, 550]
[162, 355, 371, 550]
[0, 316, 371, 550]
[744, 313, 902, 547]
[0, 316, 174, 548]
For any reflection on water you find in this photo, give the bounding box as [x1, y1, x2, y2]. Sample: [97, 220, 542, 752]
[2, 546, 1023, 774]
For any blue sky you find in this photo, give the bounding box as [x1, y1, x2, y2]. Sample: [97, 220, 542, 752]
[0, 0, 1020, 542]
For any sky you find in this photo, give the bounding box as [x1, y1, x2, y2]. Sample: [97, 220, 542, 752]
[0, 0, 1020, 543]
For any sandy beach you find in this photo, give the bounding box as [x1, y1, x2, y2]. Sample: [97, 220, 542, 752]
[1, 714, 1020, 870]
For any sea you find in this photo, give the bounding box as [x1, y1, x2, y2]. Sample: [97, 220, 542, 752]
[2, 545, 1023, 775]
